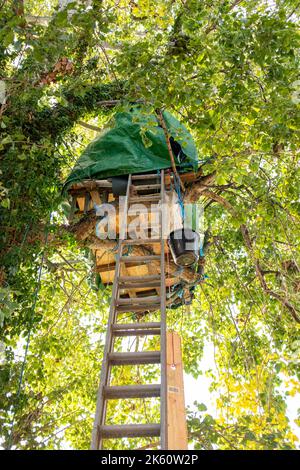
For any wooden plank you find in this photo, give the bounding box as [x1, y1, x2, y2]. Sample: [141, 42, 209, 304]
[165, 169, 202, 185]
[119, 281, 161, 289]
[70, 180, 112, 190]
[96, 262, 140, 273]
[119, 274, 161, 282]
[116, 295, 160, 305]
[99, 424, 160, 438]
[120, 255, 160, 263]
[132, 174, 159, 180]
[90, 189, 102, 206]
[109, 351, 160, 365]
[68, 170, 202, 196]
[122, 238, 161, 245]
[77, 196, 85, 212]
[96, 251, 116, 265]
[103, 384, 161, 399]
[166, 331, 188, 450]
[112, 322, 161, 330]
[116, 304, 160, 313]
[134, 184, 161, 190]
[130, 195, 161, 203]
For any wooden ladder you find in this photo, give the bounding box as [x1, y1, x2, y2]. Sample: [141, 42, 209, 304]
[91, 170, 168, 450]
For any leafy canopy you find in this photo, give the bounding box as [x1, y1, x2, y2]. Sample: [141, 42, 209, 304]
[0, 0, 300, 449]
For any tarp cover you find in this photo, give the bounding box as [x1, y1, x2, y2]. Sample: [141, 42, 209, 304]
[64, 107, 198, 191]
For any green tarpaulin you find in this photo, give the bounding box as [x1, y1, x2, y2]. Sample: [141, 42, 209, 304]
[64, 107, 198, 191]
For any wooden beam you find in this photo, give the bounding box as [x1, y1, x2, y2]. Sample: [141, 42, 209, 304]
[96, 262, 140, 273]
[68, 170, 202, 194]
[165, 169, 203, 185]
[166, 331, 188, 450]
[77, 196, 85, 212]
[90, 190, 102, 206]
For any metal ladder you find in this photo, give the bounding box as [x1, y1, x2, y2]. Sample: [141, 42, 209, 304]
[91, 170, 167, 450]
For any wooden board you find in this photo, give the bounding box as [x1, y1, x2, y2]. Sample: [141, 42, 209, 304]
[90, 190, 102, 206]
[69, 170, 202, 217]
[166, 331, 188, 450]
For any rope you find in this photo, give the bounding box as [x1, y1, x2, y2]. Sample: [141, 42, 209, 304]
[7, 213, 52, 449]
[121, 245, 133, 257]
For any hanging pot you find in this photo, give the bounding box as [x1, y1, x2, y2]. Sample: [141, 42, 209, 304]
[168, 228, 200, 267]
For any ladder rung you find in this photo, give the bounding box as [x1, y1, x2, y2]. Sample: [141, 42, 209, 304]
[122, 238, 161, 245]
[113, 328, 161, 337]
[116, 304, 160, 313]
[130, 195, 161, 203]
[108, 351, 160, 365]
[117, 296, 160, 306]
[132, 174, 160, 180]
[134, 184, 161, 191]
[99, 423, 160, 438]
[120, 255, 160, 262]
[103, 384, 161, 399]
[128, 207, 160, 214]
[112, 322, 161, 337]
[119, 281, 160, 289]
[112, 322, 161, 330]
[118, 275, 161, 282]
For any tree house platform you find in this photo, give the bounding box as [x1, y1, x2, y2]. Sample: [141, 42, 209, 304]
[67, 170, 203, 310]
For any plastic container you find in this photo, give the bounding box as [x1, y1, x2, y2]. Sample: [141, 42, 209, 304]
[111, 176, 129, 196]
[168, 229, 201, 267]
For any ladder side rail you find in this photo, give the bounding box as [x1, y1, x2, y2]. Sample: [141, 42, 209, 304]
[91, 175, 132, 450]
[159, 169, 168, 450]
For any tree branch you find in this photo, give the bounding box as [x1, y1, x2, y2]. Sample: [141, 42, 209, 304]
[202, 190, 300, 323]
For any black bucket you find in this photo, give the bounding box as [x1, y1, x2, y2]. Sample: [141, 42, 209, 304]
[168, 229, 201, 267]
[112, 176, 129, 196]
